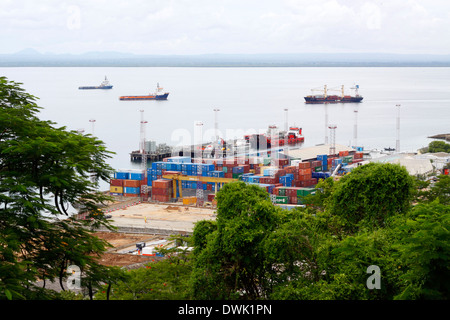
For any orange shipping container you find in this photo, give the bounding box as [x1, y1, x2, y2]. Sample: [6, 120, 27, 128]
[298, 162, 311, 169]
[152, 179, 172, 189]
[299, 168, 312, 175]
[123, 179, 141, 188]
[298, 174, 312, 181]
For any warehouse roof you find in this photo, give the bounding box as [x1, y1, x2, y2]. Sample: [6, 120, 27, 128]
[280, 144, 355, 161]
[346, 153, 434, 176]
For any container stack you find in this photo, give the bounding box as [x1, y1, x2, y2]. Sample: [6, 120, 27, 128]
[273, 186, 317, 205]
[151, 179, 173, 202]
[110, 169, 146, 197]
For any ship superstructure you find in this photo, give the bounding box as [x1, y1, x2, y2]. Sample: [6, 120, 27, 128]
[304, 85, 363, 104]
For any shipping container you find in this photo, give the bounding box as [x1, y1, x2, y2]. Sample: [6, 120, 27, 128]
[123, 179, 141, 188]
[110, 179, 124, 187]
[182, 196, 197, 205]
[129, 170, 145, 180]
[298, 162, 311, 169]
[110, 186, 123, 193]
[274, 196, 289, 204]
[124, 187, 140, 194]
[152, 179, 172, 189]
[114, 171, 129, 180]
[165, 156, 192, 163]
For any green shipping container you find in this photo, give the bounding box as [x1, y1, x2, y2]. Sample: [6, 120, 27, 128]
[274, 196, 289, 204]
[232, 173, 243, 179]
[223, 166, 228, 173]
[297, 187, 316, 197]
[278, 188, 286, 196]
[314, 166, 322, 172]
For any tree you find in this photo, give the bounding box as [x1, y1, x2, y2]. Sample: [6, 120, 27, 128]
[392, 202, 450, 299]
[426, 141, 450, 153]
[190, 182, 280, 299]
[327, 163, 415, 232]
[0, 77, 126, 299]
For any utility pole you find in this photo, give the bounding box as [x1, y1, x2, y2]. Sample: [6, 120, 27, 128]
[195, 121, 204, 205]
[328, 124, 337, 156]
[214, 108, 220, 159]
[396, 104, 401, 152]
[353, 108, 358, 148]
[324, 104, 329, 144]
[89, 119, 96, 136]
[139, 110, 148, 172]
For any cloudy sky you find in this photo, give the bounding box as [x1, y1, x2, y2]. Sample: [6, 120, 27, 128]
[1, 0, 449, 55]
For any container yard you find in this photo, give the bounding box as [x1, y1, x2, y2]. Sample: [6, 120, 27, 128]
[105, 144, 365, 214]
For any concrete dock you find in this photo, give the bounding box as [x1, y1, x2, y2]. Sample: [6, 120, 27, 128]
[103, 202, 216, 235]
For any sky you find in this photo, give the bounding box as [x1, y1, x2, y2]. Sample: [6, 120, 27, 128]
[1, 0, 450, 55]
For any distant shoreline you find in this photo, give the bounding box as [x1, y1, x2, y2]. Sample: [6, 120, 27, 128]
[2, 51, 450, 68]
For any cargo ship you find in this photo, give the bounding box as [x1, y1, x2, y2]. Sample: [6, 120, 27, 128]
[79, 76, 113, 90]
[119, 83, 169, 101]
[304, 85, 363, 104]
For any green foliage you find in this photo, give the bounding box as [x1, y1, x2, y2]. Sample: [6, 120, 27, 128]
[328, 163, 414, 231]
[191, 182, 281, 299]
[96, 256, 193, 300]
[426, 140, 450, 153]
[0, 77, 126, 299]
[392, 202, 450, 299]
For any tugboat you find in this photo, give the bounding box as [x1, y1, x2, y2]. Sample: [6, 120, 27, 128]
[304, 85, 363, 104]
[79, 76, 113, 89]
[119, 83, 169, 101]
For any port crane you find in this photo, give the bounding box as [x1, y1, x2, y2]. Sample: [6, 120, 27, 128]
[162, 173, 238, 199]
[310, 85, 328, 98]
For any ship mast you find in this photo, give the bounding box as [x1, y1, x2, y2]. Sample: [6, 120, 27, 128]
[341, 85, 345, 98]
[324, 85, 327, 99]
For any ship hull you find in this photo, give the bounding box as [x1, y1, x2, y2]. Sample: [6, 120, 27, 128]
[304, 95, 363, 104]
[119, 93, 169, 101]
[79, 86, 113, 90]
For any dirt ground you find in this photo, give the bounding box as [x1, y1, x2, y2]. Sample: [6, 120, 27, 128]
[93, 231, 167, 267]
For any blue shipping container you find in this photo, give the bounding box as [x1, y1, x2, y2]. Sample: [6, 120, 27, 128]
[115, 171, 129, 180]
[124, 187, 140, 194]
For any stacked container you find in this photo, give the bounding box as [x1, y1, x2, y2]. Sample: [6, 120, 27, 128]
[151, 179, 173, 202]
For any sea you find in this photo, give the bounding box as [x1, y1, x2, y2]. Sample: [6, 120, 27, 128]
[1, 67, 449, 187]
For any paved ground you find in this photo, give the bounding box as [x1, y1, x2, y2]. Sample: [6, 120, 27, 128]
[107, 202, 217, 233]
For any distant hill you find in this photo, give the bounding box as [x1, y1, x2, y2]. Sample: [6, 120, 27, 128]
[1, 49, 450, 67]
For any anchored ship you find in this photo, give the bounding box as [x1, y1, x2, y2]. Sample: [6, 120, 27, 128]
[79, 76, 113, 89]
[119, 83, 169, 101]
[304, 85, 363, 104]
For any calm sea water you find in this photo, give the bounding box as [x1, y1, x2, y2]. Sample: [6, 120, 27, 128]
[2, 67, 449, 175]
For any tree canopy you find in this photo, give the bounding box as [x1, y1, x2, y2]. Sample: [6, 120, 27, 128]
[0, 76, 126, 300]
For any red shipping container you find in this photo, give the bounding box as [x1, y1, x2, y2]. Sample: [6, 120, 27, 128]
[298, 162, 311, 169]
[124, 193, 139, 197]
[273, 187, 280, 195]
[290, 196, 298, 204]
[123, 179, 141, 188]
[243, 164, 250, 173]
[225, 172, 233, 179]
[207, 194, 216, 201]
[152, 188, 171, 196]
[298, 174, 312, 181]
[152, 194, 170, 202]
[110, 179, 123, 187]
[299, 168, 312, 175]
[152, 179, 172, 189]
